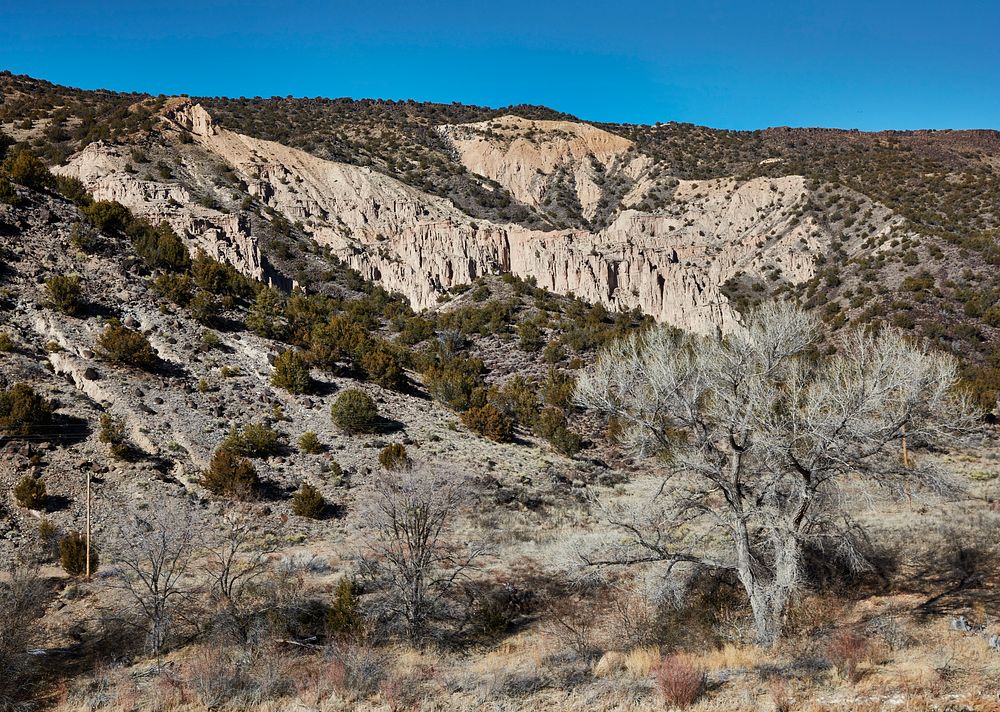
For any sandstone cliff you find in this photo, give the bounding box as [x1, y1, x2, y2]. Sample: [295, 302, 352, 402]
[57, 103, 899, 334]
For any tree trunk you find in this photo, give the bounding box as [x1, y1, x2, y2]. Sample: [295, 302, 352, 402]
[732, 523, 801, 647]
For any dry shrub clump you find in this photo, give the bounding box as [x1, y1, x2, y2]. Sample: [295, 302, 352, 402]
[655, 654, 706, 708]
[828, 629, 869, 683]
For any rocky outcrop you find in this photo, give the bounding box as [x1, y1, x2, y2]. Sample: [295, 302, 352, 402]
[58, 102, 898, 335]
[53, 142, 285, 287]
[438, 115, 652, 222]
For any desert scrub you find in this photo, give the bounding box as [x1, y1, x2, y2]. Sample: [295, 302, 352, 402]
[246, 286, 288, 340]
[98, 413, 130, 459]
[271, 349, 312, 394]
[378, 443, 410, 471]
[2, 149, 54, 190]
[359, 341, 407, 391]
[461, 403, 514, 443]
[13, 475, 46, 510]
[331, 389, 379, 434]
[201, 448, 261, 500]
[60, 531, 99, 577]
[327, 578, 364, 639]
[291, 482, 326, 518]
[45, 275, 86, 316]
[96, 321, 158, 369]
[298, 431, 323, 454]
[0, 383, 55, 436]
[220, 422, 281, 458]
[534, 407, 582, 456]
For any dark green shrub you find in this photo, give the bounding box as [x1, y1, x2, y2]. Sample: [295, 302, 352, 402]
[424, 357, 485, 411]
[462, 404, 515, 443]
[378, 443, 410, 471]
[518, 322, 544, 352]
[246, 287, 288, 340]
[271, 349, 312, 394]
[0, 331, 13, 352]
[298, 431, 323, 454]
[291, 482, 326, 519]
[96, 321, 158, 369]
[542, 368, 576, 411]
[151, 273, 193, 307]
[99, 413, 130, 459]
[543, 340, 565, 364]
[535, 407, 582, 456]
[0, 383, 55, 436]
[221, 422, 281, 458]
[331, 389, 379, 434]
[191, 250, 254, 299]
[201, 448, 261, 500]
[82, 200, 132, 234]
[45, 275, 85, 315]
[2, 150, 53, 190]
[398, 316, 435, 345]
[360, 341, 407, 391]
[328, 460, 344, 483]
[60, 531, 99, 577]
[188, 290, 221, 325]
[13, 476, 46, 510]
[308, 315, 369, 370]
[490, 376, 539, 427]
[132, 221, 190, 271]
[0, 174, 21, 206]
[326, 578, 363, 639]
[54, 174, 92, 207]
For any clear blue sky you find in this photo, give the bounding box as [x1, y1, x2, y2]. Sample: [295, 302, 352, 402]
[2, 0, 998, 130]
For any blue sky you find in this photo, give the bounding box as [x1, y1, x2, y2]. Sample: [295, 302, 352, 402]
[2, 0, 998, 130]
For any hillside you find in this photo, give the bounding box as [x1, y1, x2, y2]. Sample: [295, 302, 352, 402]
[1, 71, 1000, 711]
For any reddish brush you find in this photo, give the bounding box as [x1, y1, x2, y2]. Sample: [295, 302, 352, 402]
[655, 654, 706, 708]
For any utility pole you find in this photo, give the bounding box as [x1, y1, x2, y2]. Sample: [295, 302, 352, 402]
[85, 472, 91, 580]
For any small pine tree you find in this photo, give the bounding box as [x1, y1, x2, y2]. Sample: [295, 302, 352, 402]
[298, 431, 323, 454]
[461, 404, 515, 443]
[201, 449, 261, 500]
[0, 383, 55, 436]
[99, 413, 130, 459]
[96, 321, 158, 369]
[378, 443, 410, 471]
[271, 349, 312, 394]
[246, 287, 288, 340]
[331, 389, 379, 434]
[326, 578, 363, 639]
[3, 149, 54, 190]
[60, 531, 99, 577]
[291, 482, 326, 519]
[13, 475, 46, 510]
[45, 275, 85, 316]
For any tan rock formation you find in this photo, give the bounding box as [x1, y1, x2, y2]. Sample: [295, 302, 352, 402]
[59, 102, 900, 335]
[437, 115, 651, 221]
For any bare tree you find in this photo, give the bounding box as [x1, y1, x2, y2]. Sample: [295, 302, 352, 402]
[359, 466, 487, 639]
[575, 302, 979, 646]
[107, 502, 201, 662]
[203, 511, 276, 644]
[0, 561, 46, 708]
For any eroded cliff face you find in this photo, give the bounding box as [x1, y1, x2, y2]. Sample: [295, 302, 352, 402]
[58, 103, 900, 334]
[437, 115, 652, 223]
[53, 142, 280, 286]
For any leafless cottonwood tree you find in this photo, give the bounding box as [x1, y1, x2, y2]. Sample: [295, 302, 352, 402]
[360, 466, 487, 639]
[203, 512, 276, 644]
[107, 503, 201, 662]
[575, 302, 979, 646]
